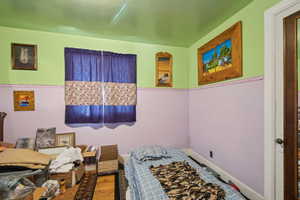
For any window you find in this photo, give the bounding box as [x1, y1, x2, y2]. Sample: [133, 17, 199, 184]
[64, 48, 137, 125]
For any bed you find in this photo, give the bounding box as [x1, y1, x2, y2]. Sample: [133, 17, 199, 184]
[125, 147, 246, 200]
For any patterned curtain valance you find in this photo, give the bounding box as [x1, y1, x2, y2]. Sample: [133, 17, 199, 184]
[65, 82, 136, 106]
[65, 48, 137, 125]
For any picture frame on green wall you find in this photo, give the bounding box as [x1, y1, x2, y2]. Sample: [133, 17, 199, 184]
[156, 52, 173, 87]
[198, 21, 242, 85]
[11, 43, 37, 70]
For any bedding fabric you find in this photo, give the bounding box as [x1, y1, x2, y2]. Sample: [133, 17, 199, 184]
[129, 146, 169, 162]
[150, 161, 226, 200]
[125, 148, 245, 200]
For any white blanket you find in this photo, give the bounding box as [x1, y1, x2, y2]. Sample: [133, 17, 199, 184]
[49, 147, 83, 173]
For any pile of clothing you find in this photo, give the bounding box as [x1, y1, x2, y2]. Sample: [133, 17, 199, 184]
[49, 147, 83, 173]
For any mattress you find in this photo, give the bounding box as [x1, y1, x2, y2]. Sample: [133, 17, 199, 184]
[125, 148, 246, 200]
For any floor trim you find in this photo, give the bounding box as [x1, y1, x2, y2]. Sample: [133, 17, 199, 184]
[183, 148, 264, 200]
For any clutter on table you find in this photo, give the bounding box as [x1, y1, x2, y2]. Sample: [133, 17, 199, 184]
[0, 129, 91, 199]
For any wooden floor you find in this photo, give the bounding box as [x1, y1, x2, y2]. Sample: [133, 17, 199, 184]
[93, 175, 115, 200]
[53, 175, 115, 200]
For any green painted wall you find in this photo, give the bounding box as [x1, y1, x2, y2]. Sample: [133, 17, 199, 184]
[188, 0, 280, 88]
[0, 43, 9, 84]
[0, 26, 188, 88]
[0, 0, 282, 89]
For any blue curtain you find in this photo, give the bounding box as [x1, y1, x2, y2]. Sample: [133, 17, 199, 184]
[65, 48, 136, 125]
[102, 52, 136, 123]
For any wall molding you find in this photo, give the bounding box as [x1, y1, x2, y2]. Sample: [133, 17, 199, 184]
[183, 148, 264, 200]
[0, 84, 64, 88]
[137, 87, 188, 91]
[0, 84, 188, 91]
[0, 76, 263, 91]
[190, 75, 264, 91]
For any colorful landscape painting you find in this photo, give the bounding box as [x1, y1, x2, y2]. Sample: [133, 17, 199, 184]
[202, 39, 232, 75]
[14, 91, 35, 111]
[198, 22, 242, 85]
[19, 95, 31, 107]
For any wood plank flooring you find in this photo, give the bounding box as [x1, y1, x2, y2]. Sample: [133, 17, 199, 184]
[53, 175, 115, 200]
[93, 175, 115, 200]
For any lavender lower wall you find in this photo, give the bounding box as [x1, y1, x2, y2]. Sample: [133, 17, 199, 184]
[0, 78, 265, 195]
[188, 77, 264, 195]
[0, 85, 189, 154]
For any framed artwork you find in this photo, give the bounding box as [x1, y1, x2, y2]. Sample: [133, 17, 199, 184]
[198, 21, 242, 85]
[13, 91, 35, 111]
[15, 137, 35, 150]
[156, 52, 173, 87]
[12, 43, 37, 70]
[56, 132, 75, 147]
[35, 127, 56, 149]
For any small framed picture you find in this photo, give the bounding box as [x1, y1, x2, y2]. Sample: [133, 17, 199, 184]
[13, 91, 35, 111]
[56, 132, 75, 147]
[12, 43, 37, 70]
[156, 52, 173, 87]
[35, 127, 56, 149]
[15, 137, 36, 150]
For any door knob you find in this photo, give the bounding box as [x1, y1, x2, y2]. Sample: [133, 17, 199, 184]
[275, 138, 284, 148]
[275, 138, 284, 144]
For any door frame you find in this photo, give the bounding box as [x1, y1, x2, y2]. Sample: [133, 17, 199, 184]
[265, 0, 300, 200]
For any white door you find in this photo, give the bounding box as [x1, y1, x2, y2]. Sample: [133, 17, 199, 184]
[264, 1, 300, 200]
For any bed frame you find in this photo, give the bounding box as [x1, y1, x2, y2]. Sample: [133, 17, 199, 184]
[0, 112, 7, 142]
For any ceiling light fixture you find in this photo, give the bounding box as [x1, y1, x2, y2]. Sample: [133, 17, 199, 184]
[111, 0, 127, 25]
